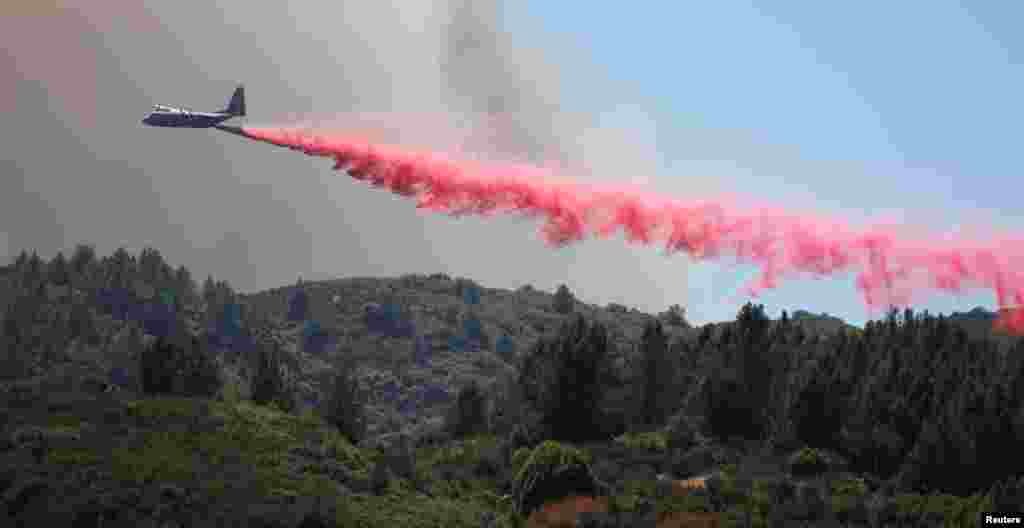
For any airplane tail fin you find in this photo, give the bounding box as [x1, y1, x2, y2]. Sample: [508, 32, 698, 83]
[225, 85, 245, 116]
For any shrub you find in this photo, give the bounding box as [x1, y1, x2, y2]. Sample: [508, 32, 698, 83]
[512, 440, 598, 517]
[665, 414, 701, 453]
[788, 447, 828, 477]
[614, 431, 668, 451]
[831, 476, 867, 497]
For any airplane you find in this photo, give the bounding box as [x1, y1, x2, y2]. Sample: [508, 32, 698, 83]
[142, 85, 245, 128]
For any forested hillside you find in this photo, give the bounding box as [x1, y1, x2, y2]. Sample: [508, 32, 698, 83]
[0, 244, 1020, 527]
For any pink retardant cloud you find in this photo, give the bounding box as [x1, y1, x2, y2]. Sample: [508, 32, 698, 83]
[241, 125, 1024, 334]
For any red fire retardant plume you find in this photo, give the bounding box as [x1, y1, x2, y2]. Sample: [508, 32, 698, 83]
[241, 125, 1024, 334]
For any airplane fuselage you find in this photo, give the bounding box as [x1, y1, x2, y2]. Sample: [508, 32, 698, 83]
[142, 108, 235, 128]
[142, 85, 246, 129]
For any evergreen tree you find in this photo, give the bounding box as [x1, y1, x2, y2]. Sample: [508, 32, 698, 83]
[635, 319, 677, 428]
[158, 262, 175, 291]
[250, 338, 295, 412]
[215, 280, 235, 305]
[13, 250, 28, 273]
[140, 333, 221, 397]
[703, 368, 766, 441]
[662, 304, 688, 326]
[791, 374, 845, 448]
[138, 247, 165, 285]
[68, 300, 99, 345]
[552, 284, 574, 314]
[24, 251, 43, 287]
[48, 251, 70, 286]
[325, 355, 367, 445]
[70, 243, 96, 283]
[287, 284, 310, 322]
[173, 265, 195, 308]
[531, 315, 611, 442]
[202, 276, 217, 306]
[107, 247, 133, 289]
[697, 324, 713, 348]
[447, 380, 490, 437]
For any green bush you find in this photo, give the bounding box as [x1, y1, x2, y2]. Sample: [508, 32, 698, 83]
[789, 447, 828, 477]
[614, 431, 668, 451]
[831, 476, 867, 497]
[512, 440, 594, 516]
[113, 398, 370, 502]
[610, 479, 656, 513]
[893, 492, 994, 527]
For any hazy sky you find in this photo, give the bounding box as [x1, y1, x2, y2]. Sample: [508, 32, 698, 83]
[2, 2, 1022, 326]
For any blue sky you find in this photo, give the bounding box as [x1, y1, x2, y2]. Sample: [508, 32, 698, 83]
[506, 1, 1024, 326]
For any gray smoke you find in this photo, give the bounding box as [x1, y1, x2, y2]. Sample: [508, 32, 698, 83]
[439, 0, 573, 162]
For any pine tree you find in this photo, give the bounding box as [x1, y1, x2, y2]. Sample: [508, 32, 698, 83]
[636, 319, 677, 428]
[138, 332, 221, 397]
[202, 276, 217, 305]
[69, 300, 99, 345]
[138, 247, 164, 285]
[552, 284, 574, 314]
[250, 338, 294, 412]
[663, 304, 688, 326]
[174, 265, 195, 307]
[107, 247, 134, 289]
[158, 262, 174, 291]
[697, 324, 713, 348]
[539, 315, 610, 442]
[287, 283, 309, 322]
[70, 243, 96, 279]
[447, 380, 490, 437]
[325, 354, 367, 445]
[13, 250, 28, 273]
[791, 374, 845, 448]
[24, 251, 43, 287]
[48, 251, 70, 286]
